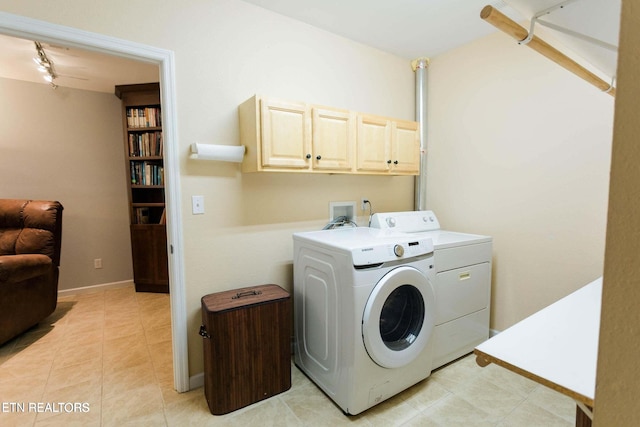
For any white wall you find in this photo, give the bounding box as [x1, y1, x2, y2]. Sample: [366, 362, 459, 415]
[0, 0, 418, 375]
[0, 77, 133, 290]
[427, 31, 615, 331]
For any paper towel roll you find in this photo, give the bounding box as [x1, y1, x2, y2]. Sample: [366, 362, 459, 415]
[190, 143, 245, 162]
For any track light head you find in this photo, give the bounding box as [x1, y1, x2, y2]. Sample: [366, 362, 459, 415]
[33, 41, 57, 88]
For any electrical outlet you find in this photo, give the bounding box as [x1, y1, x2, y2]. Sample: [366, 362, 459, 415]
[94, 258, 103, 269]
[361, 198, 369, 211]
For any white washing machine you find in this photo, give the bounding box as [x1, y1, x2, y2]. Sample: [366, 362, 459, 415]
[371, 211, 492, 369]
[293, 227, 436, 415]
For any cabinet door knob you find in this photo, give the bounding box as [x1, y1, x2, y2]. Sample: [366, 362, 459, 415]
[387, 160, 392, 164]
[306, 154, 311, 159]
[394, 160, 398, 165]
[316, 155, 322, 160]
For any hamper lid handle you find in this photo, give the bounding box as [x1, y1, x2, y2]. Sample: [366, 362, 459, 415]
[232, 290, 262, 299]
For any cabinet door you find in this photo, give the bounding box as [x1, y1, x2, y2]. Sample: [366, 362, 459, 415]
[131, 225, 154, 285]
[356, 114, 391, 173]
[260, 99, 311, 170]
[391, 120, 420, 174]
[153, 225, 169, 286]
[130, 224, 169, 293]
[312, 107, 355, 171]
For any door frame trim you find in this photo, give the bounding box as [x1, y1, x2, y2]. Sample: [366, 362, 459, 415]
[0, 11, 189, 392]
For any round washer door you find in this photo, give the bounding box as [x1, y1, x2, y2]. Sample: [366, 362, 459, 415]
[362, 265, 436, 368]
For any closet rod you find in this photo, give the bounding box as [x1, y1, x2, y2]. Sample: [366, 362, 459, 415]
[480, 5, 615, 97]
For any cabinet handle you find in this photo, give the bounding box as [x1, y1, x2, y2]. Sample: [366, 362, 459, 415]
[387, 160, 392, 164]
[316, 155, 322, 160]
[394, 160, 398, 165]
[306, 154, 311, 159]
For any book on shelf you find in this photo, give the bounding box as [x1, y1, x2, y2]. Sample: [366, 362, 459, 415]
[133, 207, 166, 225]
[130, 161, 164, 186]
[134, 207, 150, 224]
[126, 106, 162, 129]
[128, 132, 163, 157]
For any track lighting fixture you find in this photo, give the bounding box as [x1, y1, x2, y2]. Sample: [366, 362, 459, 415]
[33, 41, 58, 89]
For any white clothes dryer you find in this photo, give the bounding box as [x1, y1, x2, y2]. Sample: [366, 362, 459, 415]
[293, 227, 436, 415]
[371, 211, 492, 369]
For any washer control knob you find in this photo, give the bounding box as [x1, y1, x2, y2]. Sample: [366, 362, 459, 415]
[386, 217, 396, 227]
[393, 244, 404, 257]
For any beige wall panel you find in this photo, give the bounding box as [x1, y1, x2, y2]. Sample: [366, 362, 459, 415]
[0, 77, 132, 290]
[427, 31, 614, 332]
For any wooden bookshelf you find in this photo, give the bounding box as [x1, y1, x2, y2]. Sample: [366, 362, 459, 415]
[115, 83, 169, 294]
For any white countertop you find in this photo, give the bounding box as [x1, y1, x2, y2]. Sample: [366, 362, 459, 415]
[475, 277, 602, 405]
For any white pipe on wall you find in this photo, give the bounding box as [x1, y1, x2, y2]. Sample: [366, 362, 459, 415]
[413, 57, 430, 211]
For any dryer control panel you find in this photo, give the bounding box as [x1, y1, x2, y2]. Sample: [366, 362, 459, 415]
[352, 237, 433, 267]
[371, 210, 440, 233]
[292, 227, 434, 267]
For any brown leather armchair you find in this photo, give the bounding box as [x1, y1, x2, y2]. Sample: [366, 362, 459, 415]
[0, 199, 63, 346]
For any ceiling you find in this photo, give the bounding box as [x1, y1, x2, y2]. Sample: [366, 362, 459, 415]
[0, 35, 159, 93]
[505, 0, 620, 77]
[240, 0, 523, 59]
[241, 0, 620, 77]
[0, 0, 620, 93]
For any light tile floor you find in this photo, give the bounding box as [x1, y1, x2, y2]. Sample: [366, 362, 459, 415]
[0, 285, 576, 426]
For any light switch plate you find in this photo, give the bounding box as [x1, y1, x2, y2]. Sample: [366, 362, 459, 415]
[192, 195, 205, 214]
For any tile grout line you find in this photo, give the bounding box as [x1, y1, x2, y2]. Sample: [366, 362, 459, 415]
[136, 291, 170, 427]
[99, 292, 106, 427]
[34, 299, 77, 426]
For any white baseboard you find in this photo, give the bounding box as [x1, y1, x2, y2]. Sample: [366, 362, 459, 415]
[190, 372, 204, 390]
[58, 280, 134, 297]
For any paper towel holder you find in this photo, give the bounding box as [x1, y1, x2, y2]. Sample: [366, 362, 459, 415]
[190, 142, 245, 163]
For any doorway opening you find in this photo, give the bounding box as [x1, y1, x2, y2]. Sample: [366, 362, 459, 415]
[0, 11, 188, 392]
